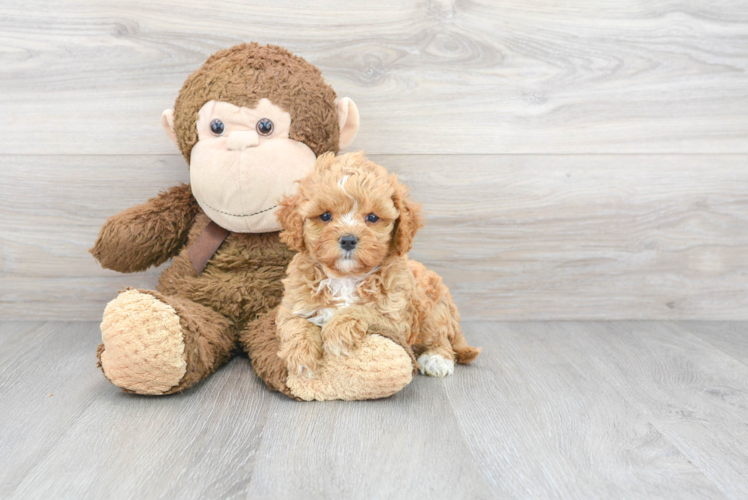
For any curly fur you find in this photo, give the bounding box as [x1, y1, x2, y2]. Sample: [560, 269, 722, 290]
[276, 152, 481, 377]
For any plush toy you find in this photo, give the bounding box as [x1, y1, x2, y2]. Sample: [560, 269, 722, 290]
[92, 43, 415, 400]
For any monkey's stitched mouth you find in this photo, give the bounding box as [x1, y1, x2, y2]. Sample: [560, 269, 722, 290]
[203, 202, 278, 218]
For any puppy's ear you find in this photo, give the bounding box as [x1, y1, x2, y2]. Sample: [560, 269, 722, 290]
[391, 181, 424, 256]
[277, 193, 305, 251]
[314, 151, 337, 173]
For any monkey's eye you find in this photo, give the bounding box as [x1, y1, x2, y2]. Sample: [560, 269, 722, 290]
[256, 118, 274, 136]
[210, 119, 225, 136]
[366, 214, 379, 223]
[319, 212, 332, 222]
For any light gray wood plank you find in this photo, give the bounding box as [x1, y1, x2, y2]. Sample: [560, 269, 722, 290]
[0, 322, 106, 498]
[398, 154, 748, 320]
[534, 321, 748, 499]
[1, 0, 747, 155]
[2, 154, 747, 321]
[0, 321, 45, 348]
[4, 320, 748, 499]
[0, 154, 188, 320]
[245, 375, 492, 499]
[2, 322, 491, 500]
[444, 321, 726, 499]
[8, 345, 273, 499]
[675, 321, 748, 368]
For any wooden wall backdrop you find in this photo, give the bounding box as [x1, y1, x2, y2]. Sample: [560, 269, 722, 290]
[1, 0, 747, 320]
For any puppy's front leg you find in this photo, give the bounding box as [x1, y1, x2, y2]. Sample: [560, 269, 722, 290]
[277, 309, 324, 377]
[321, 306, 371, 356]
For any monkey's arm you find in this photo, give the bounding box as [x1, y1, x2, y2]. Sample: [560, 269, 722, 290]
[91, 183, 200, 273]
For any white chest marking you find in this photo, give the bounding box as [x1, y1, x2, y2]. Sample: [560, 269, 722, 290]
[292, 277, 360, 327]
[293, 267, 379, 327]
[318, 275, 362, 308]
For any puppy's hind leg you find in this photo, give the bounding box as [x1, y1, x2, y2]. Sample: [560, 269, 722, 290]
[416, 287, 481, 377]
[414, 309, 457, 378]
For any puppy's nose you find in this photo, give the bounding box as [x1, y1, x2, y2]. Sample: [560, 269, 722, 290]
[339, 234, 358, 251]
[226, 131, 259, 151]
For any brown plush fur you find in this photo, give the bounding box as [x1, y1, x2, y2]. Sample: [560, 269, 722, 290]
[93, 192, 294, 392]
[94, 193, 294, 327]
[173, 43, 340, 163]
[91, 184, 200, 273]
[157, 212, 293, 325]
[275, 152, 480, 377]
[240, 308, 295, 399]
[92, 43, 345, 395]
[93, 43, 414, 398]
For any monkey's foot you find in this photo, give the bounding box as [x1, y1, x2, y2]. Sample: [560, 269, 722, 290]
[286, 334, 413, 401]
[99, 289, 188, 395]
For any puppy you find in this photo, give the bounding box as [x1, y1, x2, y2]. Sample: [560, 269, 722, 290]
[275, 152, 480, 378]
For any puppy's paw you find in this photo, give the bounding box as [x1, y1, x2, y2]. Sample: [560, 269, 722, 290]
[322, 314, 367, 357]
[278, 338, 324, 378]
[417, 353, 455, 378]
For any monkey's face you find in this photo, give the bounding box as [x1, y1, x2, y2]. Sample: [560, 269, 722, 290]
[189, 99, 317, 233]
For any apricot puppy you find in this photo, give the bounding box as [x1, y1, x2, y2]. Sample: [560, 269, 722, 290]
[275, 152, 480, 378]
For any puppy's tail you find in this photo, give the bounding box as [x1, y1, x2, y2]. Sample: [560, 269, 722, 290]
[452, 335, 482, 365]
[448, 301, 481, 364]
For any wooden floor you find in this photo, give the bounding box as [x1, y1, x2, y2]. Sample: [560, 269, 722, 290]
[2, 321, 747, 499]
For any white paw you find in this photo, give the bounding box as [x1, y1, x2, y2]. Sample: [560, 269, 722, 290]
[417, 353, 455, 378]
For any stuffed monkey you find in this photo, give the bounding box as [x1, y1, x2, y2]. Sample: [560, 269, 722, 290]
[92, 43, 415, 400]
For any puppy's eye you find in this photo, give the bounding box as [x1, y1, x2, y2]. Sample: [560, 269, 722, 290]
[366, 213, 379, 223]
[256, 118, 274, 136]
[210, 119, 225, 136]
[320, 212, 332, 222]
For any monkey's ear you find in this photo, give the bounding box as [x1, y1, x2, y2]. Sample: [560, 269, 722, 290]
[161, 109, 179, 147]
[336, 98, 360, 150]
[391, 181, 424, 256]
[277, 194, 305, 252]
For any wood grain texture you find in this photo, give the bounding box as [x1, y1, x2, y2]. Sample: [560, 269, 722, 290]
[245, 377, 491, 499]
[2, 154, 747, 320]
[399, 154, 748, 320]
[4, 320, 748, 498]
[0, 322, 107, 497]
[0, 0, 747, 155]
[0, 322, 274, 500]
[444, 321, 728, 499]
[675, 321, 748, 367]
[534, 321, 748, 499]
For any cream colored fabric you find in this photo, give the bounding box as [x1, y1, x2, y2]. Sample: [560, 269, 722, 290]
[100, 290, 187, 395]
[161, 109, 179, 146]
[287, 334, 413, 401]
[190, 99, 317, 233]
[335, 97, 359, 150]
